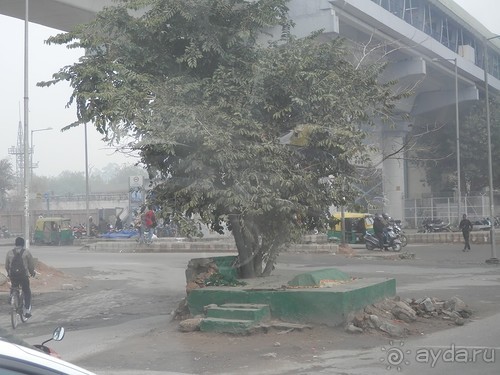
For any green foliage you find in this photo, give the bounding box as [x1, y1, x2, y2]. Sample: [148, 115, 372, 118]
[0, 159, 15, 209]
[413, 95, 500, 194]
[204, 272, 247, 287]
[31, 163, 147, 194]
[40, 0, 403, 277]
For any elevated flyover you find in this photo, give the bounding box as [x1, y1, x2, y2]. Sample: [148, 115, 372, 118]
[2, 0, 500, 221]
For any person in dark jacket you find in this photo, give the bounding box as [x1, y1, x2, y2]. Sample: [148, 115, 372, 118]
[115, 216, 123, 231]
[5, 237, 36, 318]
[373, 214, 386, 249]
[459, 214, 473, 251]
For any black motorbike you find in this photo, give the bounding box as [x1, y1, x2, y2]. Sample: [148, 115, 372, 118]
[0, 226, 10, 238]
[364, 227, 402, 252]
[390, 220, 407, 247]
[418, 218, 452, 233]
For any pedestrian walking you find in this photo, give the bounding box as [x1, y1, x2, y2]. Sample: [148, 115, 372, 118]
[459, 214, 473, 251]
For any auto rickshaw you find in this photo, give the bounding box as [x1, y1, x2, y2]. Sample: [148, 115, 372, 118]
[32, 217, 74, 245]
[327, 212, 374, 244]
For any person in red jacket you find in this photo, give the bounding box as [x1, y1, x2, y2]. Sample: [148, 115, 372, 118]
[143, 205, 157, 244]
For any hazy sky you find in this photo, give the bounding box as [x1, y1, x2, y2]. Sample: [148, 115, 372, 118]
[0, 1, 499, 177]
[0, 15, 135, 177]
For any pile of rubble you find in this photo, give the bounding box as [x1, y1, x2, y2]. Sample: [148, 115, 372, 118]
[185, 258, 219, 293]
[346, 295, 472, 338]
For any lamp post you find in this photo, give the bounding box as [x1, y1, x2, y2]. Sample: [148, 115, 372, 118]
[23, 0, 30, 248]
[484, 36, 499, 264]
[432, 57, 461, 221]
[30, 127, 53, 182]
[85, 123, 90, 237]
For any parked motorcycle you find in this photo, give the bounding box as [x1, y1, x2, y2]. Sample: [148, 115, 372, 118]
[418, 218, 452, 233]
[72, 224, 87, 239]
[390, 220, 407, 247]
[471, 218, 492, 231]
[0, 225, 10, 238]
[33, 326, 65, 358]
[364, 228, 402, 252]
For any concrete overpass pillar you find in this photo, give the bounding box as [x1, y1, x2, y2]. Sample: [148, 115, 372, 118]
[381, 122, 411, 220]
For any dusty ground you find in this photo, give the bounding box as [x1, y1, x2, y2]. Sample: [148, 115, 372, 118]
[0, 257, 470, 374]
[93, 308, 463, 375]
[0, 261, 85, 293]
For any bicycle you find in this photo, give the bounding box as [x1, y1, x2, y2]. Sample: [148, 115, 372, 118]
[10, 284, 28, 329]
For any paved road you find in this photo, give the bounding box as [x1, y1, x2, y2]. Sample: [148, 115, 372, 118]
[0, 242, 499, 374]
[278, 244, 500, 374]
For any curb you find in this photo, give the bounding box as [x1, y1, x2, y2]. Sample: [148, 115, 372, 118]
[81, 240, 340, 253]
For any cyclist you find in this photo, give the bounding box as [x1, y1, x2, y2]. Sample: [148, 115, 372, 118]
[5, 237, 36, 318]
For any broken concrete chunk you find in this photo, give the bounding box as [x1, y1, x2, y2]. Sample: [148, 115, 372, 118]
[391, 304, 417, 323]
[179, 318, 202, 332]
[369, 314, 382, 328]
[420, 297, 435, 312]
[378, 321, 407, 338]
[444, 296, 467, 312]
[345, 324, 364, 334]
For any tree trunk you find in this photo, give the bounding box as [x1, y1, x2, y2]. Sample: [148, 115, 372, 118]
[229, 215, 256, 278]
[253, 250, 263, 276]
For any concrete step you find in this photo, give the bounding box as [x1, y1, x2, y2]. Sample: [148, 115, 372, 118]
[201, 303, 272, 333]
[206, 303, 270, 322]
[200, 317, 255, 334]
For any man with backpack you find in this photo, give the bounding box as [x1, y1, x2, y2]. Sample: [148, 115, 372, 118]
[5, 237, 36, 318]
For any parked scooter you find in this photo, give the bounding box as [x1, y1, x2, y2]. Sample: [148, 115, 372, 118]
[364, 227, 402, 252]
[0, 225, 10, 238]
[390, 220, 407, 247]
[72, 224, 87, 239]
[33, 327, 65, 358]
[418, 218, 452, 233]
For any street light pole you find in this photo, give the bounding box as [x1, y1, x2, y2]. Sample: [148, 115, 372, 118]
[453, 58, 461, 221]
[85, 123, 90, 237]
[30, 127, 53, 182]
[484, 36, 499, 264]
[23, 0, 30, 248]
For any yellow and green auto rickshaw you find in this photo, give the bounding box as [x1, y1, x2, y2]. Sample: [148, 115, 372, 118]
[32, 217, 74, 245]
[327, 212, 374, 244]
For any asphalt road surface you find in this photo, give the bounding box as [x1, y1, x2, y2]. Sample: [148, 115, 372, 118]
[0, 241, 499, 374]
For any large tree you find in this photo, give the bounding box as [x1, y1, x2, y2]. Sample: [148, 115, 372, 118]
[412, 96, 500, 195]
[0, 159, 15, 209]
[40, 0, 404, 277]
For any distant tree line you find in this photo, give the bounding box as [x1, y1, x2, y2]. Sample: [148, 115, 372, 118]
[0, 160, 147, 197]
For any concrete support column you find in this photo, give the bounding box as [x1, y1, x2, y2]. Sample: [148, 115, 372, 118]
[381, 123, 411, 220]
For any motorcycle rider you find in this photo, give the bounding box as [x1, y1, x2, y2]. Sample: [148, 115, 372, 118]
[381, 213, 393, 245]
[382, 213, 391, 223]
[373, 214, 386, 249]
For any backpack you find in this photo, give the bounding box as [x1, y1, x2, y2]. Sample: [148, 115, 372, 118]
[10, 249, 25, 279]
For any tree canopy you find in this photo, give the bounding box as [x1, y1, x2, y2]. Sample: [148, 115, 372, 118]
[39, 0, 404, 277]
[31, 163, 147, 195]
[412, 96, 500, 195]
[0, 159, 15, 209]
